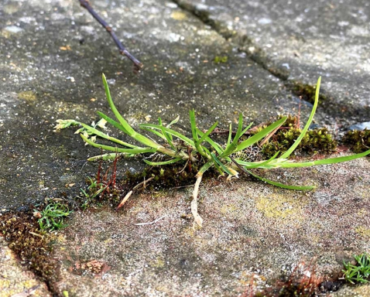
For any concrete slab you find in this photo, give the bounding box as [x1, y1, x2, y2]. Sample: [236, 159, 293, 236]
[0, 0, 321, 208]
[50, 154, 370, 296]
[174, 0, 370, 124]
[1, 0, 370, 296]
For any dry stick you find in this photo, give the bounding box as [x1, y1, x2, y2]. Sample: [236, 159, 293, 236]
[134, 215, 167, 226]
[78, 0, 143, 70]
[116, 177, 155, 210]
[191, 173, 204, 228]
[116, 190, 132, 210]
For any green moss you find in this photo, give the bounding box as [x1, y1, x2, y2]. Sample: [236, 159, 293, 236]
[256, 115, 337, 158]
[0, 212, 57, 282]
[343, 129, 370, 153]
[213, 55, 228, 64]
[290, 82, 326, 105]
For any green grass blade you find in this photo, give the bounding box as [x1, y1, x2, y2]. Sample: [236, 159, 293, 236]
[97, 111, 127, 133]
[88, 153, 133, 161]
[140, 126, 167, 141]
[80, 134, 156, 154]
[241, 122, 253, 136]
[102, 74, 161, 149]
[197, 161, 214, 176]
[189, 110, 206, 156]
[167, 116, 180, 127]
[235, 117, 287, 152]
[236, 151, 280, 169]
[281, 77, 321, 159]
[140, 123, 195, 148]
[144, 158, 182, 166]
[158, 125, 176, 150]
[198, 121, 218, 144]
[227, 123, 232, 146]
[165, 116, 180, 142]
[222, 114, 244, 157]
[189, 110, 199, 143]
[278, 149, 370, 168]
[210, 153, 232, 175]
[78, 122, 138, 148]
[245, 168, 315, 191]
[196, 128, 224, 155]
[102, 74, 135, 135]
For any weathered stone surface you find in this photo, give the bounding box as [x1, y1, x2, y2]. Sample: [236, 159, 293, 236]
[174, 0, 370, 123]
[0, 0, 328, 208]
[0, 237, 51, 297]
[51, 154, 370, 296]
[1, 0, 370, 296]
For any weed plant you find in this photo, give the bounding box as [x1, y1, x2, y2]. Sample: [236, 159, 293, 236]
[37, 202, 72, 231]
[55, 75, 370, 227]
[343, 254, 370, 284]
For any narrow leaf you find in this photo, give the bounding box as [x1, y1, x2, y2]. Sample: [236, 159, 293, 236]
[144, 158, 182, 166]
[140, 123, 195, 147]
[80, 134, 156, 154]
[277, 149, 370, 168]
[211, 153, 232, 175]
[235, 117, 287, 152]
[281, 77, 321, 159]
[245, 168, 315, 191]
[97, 111, 127, 134]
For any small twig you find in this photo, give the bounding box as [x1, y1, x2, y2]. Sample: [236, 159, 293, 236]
[230, 156, 250, 176]
[116, 190, 132, 209]
[29, 231, 44, 239]
[78, 0, 143, 70]
[134, 215, 167, 226]
[191, 173, 203, 228]
[259, 126, 280, 147]
[132, 176, 154, 191]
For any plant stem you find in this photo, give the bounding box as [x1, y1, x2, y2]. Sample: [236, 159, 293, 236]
[191, 173, 204, 227]
[79, 0, 143, 70]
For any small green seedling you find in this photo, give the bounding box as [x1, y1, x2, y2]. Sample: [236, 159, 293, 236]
[55, 75, 370, 227]
[343, 254, 370, 284]
[38, 202, 72, 231]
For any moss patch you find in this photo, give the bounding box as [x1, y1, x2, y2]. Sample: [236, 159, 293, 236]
[343, 129, 370, 153]
[253, 115, 337, 158]
[0, 212, 57, 284]
[289, 81, 327, 105]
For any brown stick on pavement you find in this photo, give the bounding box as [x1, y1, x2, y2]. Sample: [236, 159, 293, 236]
[79, 0, 143, 70]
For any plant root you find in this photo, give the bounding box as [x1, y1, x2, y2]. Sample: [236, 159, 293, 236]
[191, 173, 204, 228]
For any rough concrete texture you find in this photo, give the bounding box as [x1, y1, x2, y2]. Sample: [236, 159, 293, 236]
[0, 237, 51, 297]
[174, 0, 370, 123]
[1, 0, 370, 296]
[0, 0, 329, 208]
[49, 154, 370, 296]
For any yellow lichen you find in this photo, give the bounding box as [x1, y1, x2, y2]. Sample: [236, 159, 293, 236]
[220, 204, 238, 214]
[355, 226, 370, 238]
[150, 256, 165, 268]
[17, 91, 37, 102]
[256, 193, 306, 225]
[171, 11, 187, 21]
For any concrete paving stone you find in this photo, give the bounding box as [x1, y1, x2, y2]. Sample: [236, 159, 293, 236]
[0, 0, 334, 208]
[51, 155, 370, 296]
[1, 0, 370, 296]
[174, 0, 370, 124]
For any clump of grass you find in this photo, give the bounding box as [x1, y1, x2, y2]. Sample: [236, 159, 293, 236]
[55, 75, 370, 227]
[36, 202, 72, 231]
[343, 254, 370, 284]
